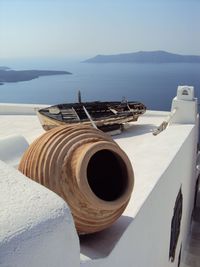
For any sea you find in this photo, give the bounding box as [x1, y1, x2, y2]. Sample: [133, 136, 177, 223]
[1, 58, 200, 111]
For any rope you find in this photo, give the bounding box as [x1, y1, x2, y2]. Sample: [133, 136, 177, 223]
[153, 108, 177, 136]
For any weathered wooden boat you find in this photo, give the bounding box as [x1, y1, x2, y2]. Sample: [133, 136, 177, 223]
[37, 100, 146, 132]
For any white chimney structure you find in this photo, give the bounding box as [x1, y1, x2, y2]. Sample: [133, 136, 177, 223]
[170, 86, 198, 124]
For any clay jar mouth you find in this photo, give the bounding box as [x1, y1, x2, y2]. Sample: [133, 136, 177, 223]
[76, 141, 134, 210]
[87, 149, 128, 201]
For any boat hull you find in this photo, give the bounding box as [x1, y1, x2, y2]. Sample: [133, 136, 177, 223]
[37, 111, 141, 131]
[37, 101, 146, 131]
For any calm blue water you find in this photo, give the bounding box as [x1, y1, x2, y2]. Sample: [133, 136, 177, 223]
[1, 59, 200, 111]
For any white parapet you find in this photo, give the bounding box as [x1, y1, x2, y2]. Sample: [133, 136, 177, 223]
[0, 160, 80, 267]
[0, 135, 29, 167]
[0, 103, 48, 115]
[170, 86, 198, 124]
[81, 111, 199, 267]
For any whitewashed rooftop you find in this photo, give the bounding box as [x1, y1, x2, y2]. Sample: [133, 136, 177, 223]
[0, 88, 199, 267]
[0, 105, 195, 260]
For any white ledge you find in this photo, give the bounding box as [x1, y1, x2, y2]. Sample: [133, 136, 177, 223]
[0, 161, 80, 267]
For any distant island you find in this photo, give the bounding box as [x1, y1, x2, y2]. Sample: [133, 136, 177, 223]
[0, 66, 10, 70]
[83, 51, 200, 63]
[0, 68, 72, 85]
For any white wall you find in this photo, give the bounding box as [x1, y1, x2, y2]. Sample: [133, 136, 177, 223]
[0, 103, 47, 115]
[0, 161, 80, 267]
[82, 124, 198, 267]
[0, 135, 29, 167]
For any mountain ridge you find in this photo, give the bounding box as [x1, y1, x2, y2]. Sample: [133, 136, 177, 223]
[83, 51, 200, 63]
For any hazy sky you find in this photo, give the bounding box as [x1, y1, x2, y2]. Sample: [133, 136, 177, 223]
[0, 0, 199, 59]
